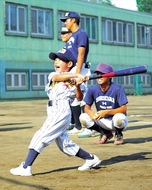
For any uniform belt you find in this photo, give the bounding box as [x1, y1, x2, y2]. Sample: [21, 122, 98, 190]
[48, 99, 69, 107]
[48, 100, 52, 107]
[84, 62, 90, 68]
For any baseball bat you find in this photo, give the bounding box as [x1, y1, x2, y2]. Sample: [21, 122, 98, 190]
[89, 65, 147, 80]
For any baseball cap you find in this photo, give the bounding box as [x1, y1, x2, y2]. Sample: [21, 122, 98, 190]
[60, 11, 80, 22]
[49, 48, 76, 65]
[94, 63, 113, 74]
[61, 27, 72, 34]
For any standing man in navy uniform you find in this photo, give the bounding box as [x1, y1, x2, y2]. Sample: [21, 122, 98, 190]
[60, 12, 94, 137]
[60, 11, 90, 75]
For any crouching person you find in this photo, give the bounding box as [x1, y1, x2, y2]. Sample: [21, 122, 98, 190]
[79, 63, 128, 145]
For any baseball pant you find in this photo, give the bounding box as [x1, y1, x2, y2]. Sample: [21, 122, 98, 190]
[79, 113, 128, 131]
[29, 102, 80, 155]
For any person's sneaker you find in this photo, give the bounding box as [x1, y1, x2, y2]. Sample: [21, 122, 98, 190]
[67, 123, 75, 130]
[10, 162, 32, 176]
[68, 127, 83, 135]
[114, 135, 123, 145]
[95, 132, 113, 144]
[78, 155, 101, 171]
[78, 129, 95, 138]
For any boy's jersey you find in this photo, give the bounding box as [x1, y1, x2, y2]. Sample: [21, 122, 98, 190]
[45, 72, 86, 105]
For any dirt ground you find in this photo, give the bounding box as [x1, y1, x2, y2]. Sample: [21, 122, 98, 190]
[0, 95, 152, 190]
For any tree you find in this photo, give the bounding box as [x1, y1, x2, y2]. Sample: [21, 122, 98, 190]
[100, 0, 112, 5]
[86, 0, 112, 5]
[136, 0, 152, 13]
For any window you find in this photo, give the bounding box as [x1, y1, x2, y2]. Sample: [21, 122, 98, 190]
[57, 11, 67, 39]
[125, 23, 134, 44]
[140, 74, 151, 87]
[117, 22, 123, 42]
[31, 7, 53, 38]
[102, 20, 113, 42]
[115, 73, 151, 88]
[6, 71, 29, 90]
[121, 76, 134, 86]
[137, 24, 152, 48]
[5, 3, 27, 35]
[32, 72, 49, 90]
[80, 15, 98, 42]
[102, 18, 134, 46]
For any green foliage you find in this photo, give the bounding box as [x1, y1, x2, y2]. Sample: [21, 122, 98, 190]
[136, 0, 152, 13]
[101, 0, 112, 5]
[86, 0, 112, 5]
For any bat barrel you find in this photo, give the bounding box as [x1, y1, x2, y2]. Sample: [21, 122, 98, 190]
[89, 65, 147, 80]
[115, 65, 147, 76]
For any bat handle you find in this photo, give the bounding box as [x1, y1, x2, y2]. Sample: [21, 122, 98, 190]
[70, 78, 77, 84]
[89, 75, 102, 80]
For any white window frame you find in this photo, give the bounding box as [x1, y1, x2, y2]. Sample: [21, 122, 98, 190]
[137, 24, 152, 48]
[5, 3, 27, 35]
[118, 74, 151, 88]
[32, 72, 49, 90]
[116, 22, 123, 43]
[58, 11, 67, 38]
[102, 18, 134, 46]
[6, 71, 28, 90]
[80, 15, 98, 42]
[140, 74, 151, 87]
[121, 75, 134, 87]
[103, 19, 113, 42]
[125, 23, 133, 44]
[147, 27, 152, 47]
[31, 7, 53, 37]
[137, 25, 147, 46]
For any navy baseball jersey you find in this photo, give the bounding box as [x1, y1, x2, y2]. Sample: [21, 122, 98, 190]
[84, 82, 128, 119]
[65, 28, 89, 63]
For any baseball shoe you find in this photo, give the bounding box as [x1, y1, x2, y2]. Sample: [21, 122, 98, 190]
[78, 128, 95, 138]
[78, 155, 101, 171]
[10, 162, 32, 176]
[67, 123, 75, 130]
[114, 134, 123, 145]
[95, 132, 113, 144]
[68, 127, 83, 135]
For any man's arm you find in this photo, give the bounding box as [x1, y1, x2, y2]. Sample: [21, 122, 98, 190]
[93, 105, 127, 120]
[52, 73, 79, 82]
[76, 46, 86, 74]
[52, 73, 88, 101]
[75, 85, 83, 101]
[102, 105, 127, 116]
[84, 104, 96, 120]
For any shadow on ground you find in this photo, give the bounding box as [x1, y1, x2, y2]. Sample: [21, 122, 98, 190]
[33, 152, 152, 176]
[0, 126, 33, 132]
[0, 176, 52, 190]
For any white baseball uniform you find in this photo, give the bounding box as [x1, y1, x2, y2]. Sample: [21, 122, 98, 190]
[29, 72, 86, 155]
[70, 63, 91, 107]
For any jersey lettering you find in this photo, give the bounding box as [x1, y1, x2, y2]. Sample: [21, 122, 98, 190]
[102, 102, 107, 105]
[100, 105, 112, 109]
[68, 37, 75, 44]
[96, 96, 115, 103]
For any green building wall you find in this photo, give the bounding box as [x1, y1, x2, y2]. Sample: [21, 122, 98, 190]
[0, 0, 152, 99]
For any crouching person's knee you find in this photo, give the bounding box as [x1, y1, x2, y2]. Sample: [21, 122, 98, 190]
[79, 113, 94, 128]
[112, 113, 128, 130]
